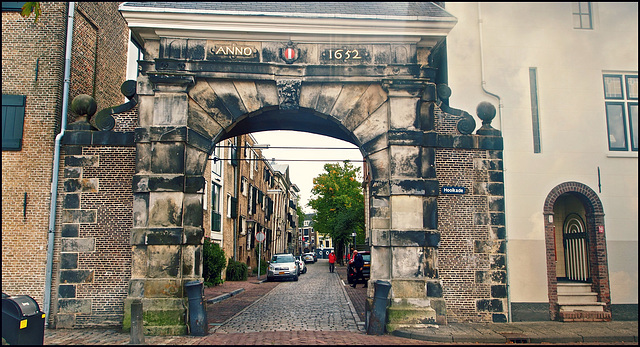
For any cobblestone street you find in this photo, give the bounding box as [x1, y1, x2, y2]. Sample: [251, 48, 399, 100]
[211, 260, 362, 333]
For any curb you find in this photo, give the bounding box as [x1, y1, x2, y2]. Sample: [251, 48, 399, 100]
[206, 288, 244, 304]
[391, 327, 639, 344]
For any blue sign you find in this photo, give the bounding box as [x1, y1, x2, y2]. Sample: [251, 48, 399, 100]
[441, 186, 466, 194]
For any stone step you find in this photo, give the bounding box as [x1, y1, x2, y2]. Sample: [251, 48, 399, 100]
[558, 292, 599, 304]
[557, 282, 592, 294]
[559, 302, 606, 312]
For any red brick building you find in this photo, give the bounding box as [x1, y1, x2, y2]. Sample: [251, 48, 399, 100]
[2, 2, 130, 326]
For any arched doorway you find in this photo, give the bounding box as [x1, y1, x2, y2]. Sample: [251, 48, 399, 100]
[543, 182, 612, 321]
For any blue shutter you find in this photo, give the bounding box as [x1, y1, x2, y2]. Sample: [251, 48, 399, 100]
[2, 95, 26, 151]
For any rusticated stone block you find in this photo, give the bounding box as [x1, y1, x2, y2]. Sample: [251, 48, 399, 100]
[58, 298, 92, 314]
[488, 182, 504, 196]
[423, 197, 437, 229]
[64, 167, 81, 178]
[144, 279, 182, 298]
[491, 271, 507, 284]
[183, 226, 204, 245]
[390, 146, 419, 178]
[148, 245, 180, 278]
[477, 299, 504, 312]
[491, 285, 507, 298]
[60, 270, 94, 284]
[488, 196, 504, 212]
[148, 175, 184, 192]
[492, 314, 507, 322]
[490, 212, 505, 225]
[426, 281, 443, 297]
[153, 93, 188, 125]
[63, 178, 98, 193]
[62, 210, 96, 224]
[54, 314, 75, 329]
[133, 193, 149, 228]
[490, 255, 506, 270]
[61, 224, 79, 237]
[58, 285, 76, 298]
[183, 195, 203, 228]
[65, 155, 98, 167]
[146, 227, 182, 245]
[389, 279, 427, 298]
[63, 194, 80, 209]
[60, 253, 78, 269]
[148, 192, 183, 227]
[61, 238, 95, 252]
[150, 143, 185, 175]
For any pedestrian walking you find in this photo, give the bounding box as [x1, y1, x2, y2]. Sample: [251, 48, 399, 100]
[350, 249, 367, 288]
[328, 251, 336, 273]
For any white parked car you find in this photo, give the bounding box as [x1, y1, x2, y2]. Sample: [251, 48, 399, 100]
[295, 255, 307, 274]
[267, 253, 299, 281]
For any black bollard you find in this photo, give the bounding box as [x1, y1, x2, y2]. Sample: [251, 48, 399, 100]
[366, 280, 391, 335]
[130, 299, 144, 344]
[184, 280, 208, 336]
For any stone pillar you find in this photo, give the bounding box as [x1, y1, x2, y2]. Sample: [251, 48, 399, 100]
[124, 74, 209, 335]
[370, 81, 445, 331]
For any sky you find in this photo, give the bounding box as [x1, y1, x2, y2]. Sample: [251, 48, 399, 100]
[252, 130, 363, 214]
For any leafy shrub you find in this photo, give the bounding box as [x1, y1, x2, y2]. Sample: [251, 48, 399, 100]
[225, 258, 248, 281]
[203, 238, 226, 286]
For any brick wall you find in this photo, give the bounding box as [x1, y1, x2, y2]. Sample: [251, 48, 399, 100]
[435, 108, 507, 323]
[2, 1, 130, 324]
[2, 2, 72, 304]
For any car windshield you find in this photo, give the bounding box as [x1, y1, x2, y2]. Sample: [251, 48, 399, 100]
[271, 255, 295, 263]
[363, 254, 370, 262]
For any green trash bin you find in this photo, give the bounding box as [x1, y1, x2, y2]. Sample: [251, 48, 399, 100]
[2, 294, 46, 345]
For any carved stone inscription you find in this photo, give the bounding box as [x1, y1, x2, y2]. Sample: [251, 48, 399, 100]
[205, 41, 259, 61]
[319, 45, 371, 64]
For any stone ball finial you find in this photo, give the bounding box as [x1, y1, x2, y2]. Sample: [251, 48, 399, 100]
[475, 101, 501, 136]
[436, 84, 452, 100]
[476, 101, 496, 125]
[70, 94, 97, 121]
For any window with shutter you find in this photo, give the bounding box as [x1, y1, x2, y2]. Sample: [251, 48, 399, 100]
[2, 95, 26, 151]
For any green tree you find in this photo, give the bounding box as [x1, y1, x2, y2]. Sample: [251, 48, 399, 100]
[21, 2, 41, 23]
[308, 161, 364, 265]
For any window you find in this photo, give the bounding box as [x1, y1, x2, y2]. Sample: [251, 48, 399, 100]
[529, 68, 542, 153]
[241, 176, 248, 196]
[2, 3, 26, 11]
[2, 95, 26, 151]
[211, 145, 222, 177]
[211, 184, 221, 231]
[604, 74, 638, 151]
[572, 2, 592, 29]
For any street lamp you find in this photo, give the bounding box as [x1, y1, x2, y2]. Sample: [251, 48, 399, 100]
[351, 232, 357, 250]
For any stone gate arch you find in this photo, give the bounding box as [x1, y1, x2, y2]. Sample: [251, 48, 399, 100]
[120, 2, 505, 334]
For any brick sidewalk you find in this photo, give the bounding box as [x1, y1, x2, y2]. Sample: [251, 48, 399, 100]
[204, 275, 279, 324]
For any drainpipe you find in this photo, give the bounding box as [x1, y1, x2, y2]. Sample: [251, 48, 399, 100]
[44, 1, 75, 324]
[478, 3, 511, 322]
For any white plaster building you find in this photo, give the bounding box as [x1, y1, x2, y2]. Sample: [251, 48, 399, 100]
[445, 2, 637, 320]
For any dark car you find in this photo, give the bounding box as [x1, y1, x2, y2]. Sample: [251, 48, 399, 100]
[347, 250, 370, 284]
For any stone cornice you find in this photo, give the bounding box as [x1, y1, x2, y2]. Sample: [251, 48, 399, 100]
[120, 6, 456, 47]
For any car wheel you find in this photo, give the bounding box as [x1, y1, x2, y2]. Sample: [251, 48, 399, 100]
[304, 268, 307, 274]
[293, 274, 298, 281]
